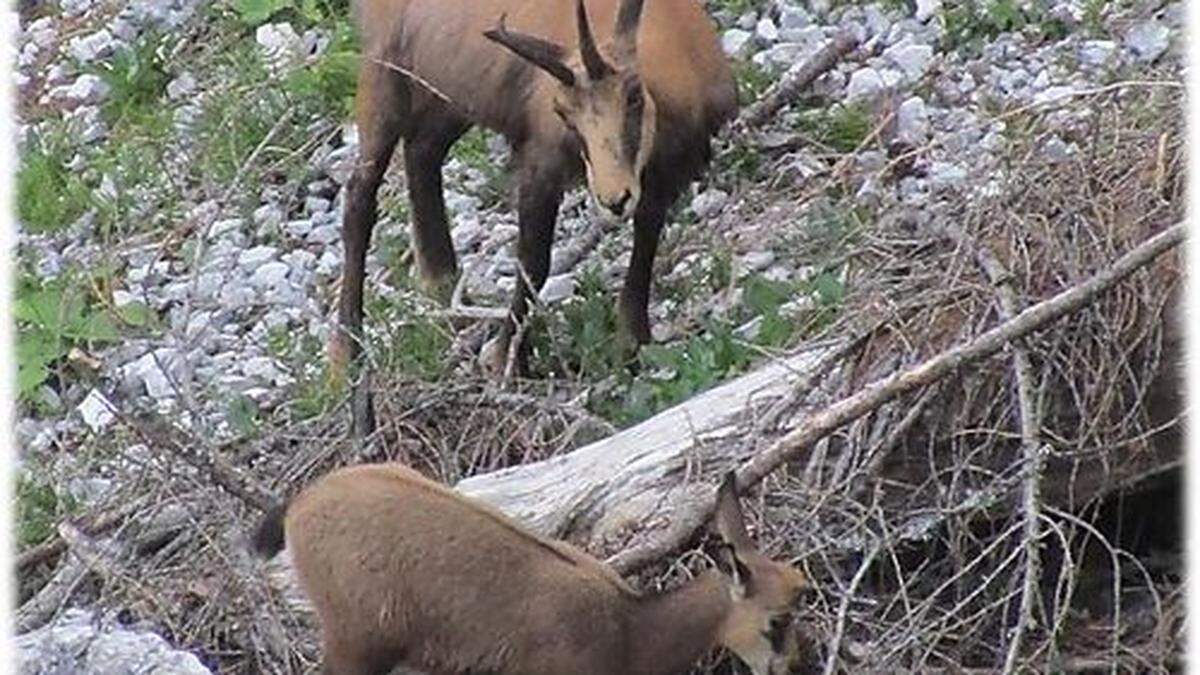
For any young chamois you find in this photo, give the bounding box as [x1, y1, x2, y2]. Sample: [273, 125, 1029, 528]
[253, 466, 810, 674]
[330, 0, 737, 433]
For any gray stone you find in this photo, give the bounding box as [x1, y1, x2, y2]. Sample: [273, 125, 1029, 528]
[915, 0, 942, 22]
[123, 348, 184, 400]
[45, 63, 73, 86]
[1124, 20, 1170, 63]
[285, 219, 314, 237]
[846, 67, 887, 102]
[237, 245, 278, 272]
[306, 223, 341, 245]
[282, 249, 317, 272]
[1078, 40, 1117, 67]
[305, 196, 331, 214]
[17, 609, 211, 674]
[691, 189, 729, 219]
[218, 282, 257, 311]
[19, 43, 40, 70]
[256, 23, 303, 73]
[755, 17, 779, 43]
[316, 250, 341, 275]
[927, 161, 968, 190]
[68, 29, 117, 64]
[64, 106, 106, 144]
[779, 4, 811, 29]
[736, 11, 757, 30]
[540, 274, 575, 303]
[896, 96, 929, 145]
[884, 38, 934, 81]
[107, 15, 138, 42]
[862, 4, 890, 37]
[722, 29, 754, 57]
[741, 250, 776, 273]
[326, 144, 357, 184]
[166, 72, 197, 100]
[251, 261, 291, 289]
[242, 356, 283, 383]
[208, 218, 244, 240]
[252, 204, 284, 230]
[452, 217, 486, 249]
[76, 389, 116, 432]
[60, 0, 96, 16]
[27, 17, 57, 49]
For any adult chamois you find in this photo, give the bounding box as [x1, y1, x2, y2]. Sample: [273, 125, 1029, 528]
[330, 0, 737, 434]
[254, 467, 810, 674]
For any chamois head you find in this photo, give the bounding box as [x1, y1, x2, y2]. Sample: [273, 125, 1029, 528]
[484, 0, 655, 219]
[713, 472, 811, 675]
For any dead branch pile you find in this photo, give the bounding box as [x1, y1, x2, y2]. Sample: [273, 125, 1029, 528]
[15, 73, 1183, 675]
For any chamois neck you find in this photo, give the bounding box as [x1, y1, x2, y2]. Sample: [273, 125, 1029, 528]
[628, 570, 731, 675]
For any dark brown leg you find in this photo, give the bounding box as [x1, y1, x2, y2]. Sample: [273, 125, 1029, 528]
[334, 61, 408, 438]
[403, 100, 469, 302]
[618, 168, 681, 352]
[486, 149, 566, 376]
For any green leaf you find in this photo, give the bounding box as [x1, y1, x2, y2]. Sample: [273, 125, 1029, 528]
[16, 331, 61, 400]
[812, 272, 844, 307]
[743, 275, 794, 315]
[233, 0, 293, 26]
[115, 301, 155, 329]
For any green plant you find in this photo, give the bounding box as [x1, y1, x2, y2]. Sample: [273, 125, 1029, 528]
[793, 103, 872, 153]
[717, 141, 763, 182]
[450, 128, 509, 208]
[709, 0, 761, 16]
[364, 291, 454, 381]
[95, 36, 169, 126]
[15, 274, 125, 403]
[733, 60, 774, 105]
[283, 18, 360, 118]
[548, 267, 626, 379]
[17, 473, 76, 550]
[17, 129, 92, 234]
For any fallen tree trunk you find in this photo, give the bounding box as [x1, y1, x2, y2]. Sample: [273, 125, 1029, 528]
[457, 340, 844, 543]
[457, 223, 1184, 573]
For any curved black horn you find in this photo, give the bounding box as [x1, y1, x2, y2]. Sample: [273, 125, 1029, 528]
[614, 0, 644, 53]
[576, 0, 613, 80]
[484, 15, 576, 87]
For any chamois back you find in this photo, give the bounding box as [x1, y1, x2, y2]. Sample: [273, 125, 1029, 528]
[256, 466, 811, 674]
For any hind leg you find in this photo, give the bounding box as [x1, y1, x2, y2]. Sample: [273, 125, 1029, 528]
[403, 96, 470, 303]
[332, 59, 408, 438]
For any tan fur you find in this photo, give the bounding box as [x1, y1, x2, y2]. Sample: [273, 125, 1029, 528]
[271, 465, 809, 674]
[331, 0, 736, 402]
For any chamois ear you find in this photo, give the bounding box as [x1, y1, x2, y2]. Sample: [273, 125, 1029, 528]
[484, 14, 577, 87]
[715, 542, 753, 593]
[576, 0, 613, 80]
[713, 471, 754, 552]
[612, 0, 644, 59]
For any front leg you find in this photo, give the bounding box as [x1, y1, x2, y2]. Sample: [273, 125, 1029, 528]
[482, 158, 565, 377]
[617, 189, 670, 353]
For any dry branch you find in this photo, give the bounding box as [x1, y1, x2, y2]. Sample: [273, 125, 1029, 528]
[459, 222, 1180, 574]
[734, 32, 859, 131]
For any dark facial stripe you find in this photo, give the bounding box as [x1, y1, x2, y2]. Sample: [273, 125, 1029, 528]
[764, 613, 793, 652]
[622, 85, 644, 163]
